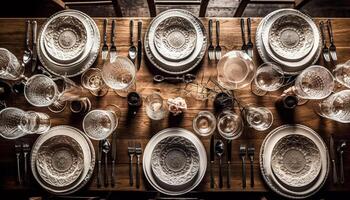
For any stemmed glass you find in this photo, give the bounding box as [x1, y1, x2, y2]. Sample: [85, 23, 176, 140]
[102, 56, 136, 97]
[192, 111, 216, 137]
[0, 48, 25, 80]
[314, 90, 350, 123]
[81, 68, 108, 97]
[0, 107, 51, 139]
[283, 65, 335, 105]
[251, 62, 284, 96]
[217, 110, 244, 140]
[242, 105, 273, 131]
[83, 104, 121, 140]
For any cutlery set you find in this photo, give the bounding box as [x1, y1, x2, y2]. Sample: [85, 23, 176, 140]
[330, 135, 347, 185]
[128, 141, 143, 188]
[319, 20, 337, 64]
[208, 19, 221, 61]
[240, 18, 254, 58]
[101, 19, 119, 62]
[15, 142, 31, 185]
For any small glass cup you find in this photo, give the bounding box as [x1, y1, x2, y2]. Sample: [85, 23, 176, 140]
[145, 92, 167, 120]
[243, 105, 273, 131]
[81, 68, 108, 97]
[0, 48, 24, 80]
[251, 62, 284, 96]
[83, 104, 121, 140]
[193, 111, 216, 137]
[217, 110, 243, 140]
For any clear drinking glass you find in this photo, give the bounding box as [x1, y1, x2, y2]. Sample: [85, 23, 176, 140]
[0, 107, 51, 139]
[217, 110, 243, 140]
[192, 111, 216, 137]
[243, 105, 273, 131]
[83, 104, 121, 140]
[145, 92, 167, 120]
[81, 68, 108, 97]
[333, 60, 350, 88]
[0, 48, 25, 80]
[101, 56, 136, 97]
[251, 62, 284, 96]
[314, 90, 350, 123]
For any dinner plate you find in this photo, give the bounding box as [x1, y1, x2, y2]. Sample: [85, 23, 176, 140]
[143, 128, 207, 196]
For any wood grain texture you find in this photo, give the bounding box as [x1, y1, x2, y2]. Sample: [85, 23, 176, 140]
[0, 17, 350, 195]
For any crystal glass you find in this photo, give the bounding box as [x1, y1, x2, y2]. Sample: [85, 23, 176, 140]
[251, 62, 284, 96]
[83, 104, 121, 140]
[81, 68, 108, 97]
[217, 110, 243, 140]
[0, 107, 51, 139]
[314, 90, 350, 123]
[193, 111, 216, 137]
[333, 60, 350, 88]
[0, 48, 24, 80]
[243, 105, 273, 131]
[101, 56, 136, 97]
[145, 92, 167, 120]
[217, 50, 256, 90]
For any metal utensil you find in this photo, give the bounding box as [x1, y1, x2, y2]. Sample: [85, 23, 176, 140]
[128, 20, 137, 63]
[15, 144, 22, 185]
[22, 143, 30, 184]
[226, 140, 232, 188]
[153, 74, 196, 84]
[208, 19, 215, 61]
[240, 18, 247, 53]
[110, 20, 117, 63]
[210, 135, 215, 188]
[239, 144, 247, 188]
[137, 21, 142, 70]
[101, 19, 109, 61]
[327, 19, 337, 62]
[31, 21, 38, 73]
[320, 21, 330, 63]
[97, 140, 103, 187]
[128, 141, 135, 186]
[215, 140, 224, 188]
[330, 134, 338, 184]
[246, 18, 254, 58]
[23, 20, 32, 66]
[102, 139, 111, 187]
[111, 131, 117, 187]
[247, 145, 255, 188]
[135, 142, 142, 189]
[337, 140, 346, 184]
[215, 20, 222, 61]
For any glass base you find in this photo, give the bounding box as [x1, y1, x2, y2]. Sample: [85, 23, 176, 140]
[90, 87, 109, 97]
[251, 82, 267, 96]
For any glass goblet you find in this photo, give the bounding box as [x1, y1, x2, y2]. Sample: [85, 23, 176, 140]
[243, 105, 273, 131]
[193, 111, 216, 137]
[81, 68, 108, 97]
[217, 110, 244, 140]
[251, 62, 284, 96]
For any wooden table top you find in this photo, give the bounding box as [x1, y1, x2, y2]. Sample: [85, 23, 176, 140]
[0, 17, 350, 197]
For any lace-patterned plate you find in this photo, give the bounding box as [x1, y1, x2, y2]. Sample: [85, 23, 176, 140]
[269, 14, 314, 61]
[151, 136, 199, 188]
[44, 15, 87, 64]
[154, 16, 197, 61]
[271, 134, 321, 188]
[36, 135, 84, 188]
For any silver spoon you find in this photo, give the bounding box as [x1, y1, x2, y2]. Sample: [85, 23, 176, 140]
[128, 20, 137, 63]
[215, 139, 224, 188]
[337, 140, 347, 184]
[102, 139, 111, 187]
[153, 74, 196, 83]
[23, 20, 32, 66]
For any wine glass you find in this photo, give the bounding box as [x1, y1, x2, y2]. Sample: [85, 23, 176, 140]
[101, 56, 136, 97]
[0, 48, 25, 80]
[243, 105, 273, 131]
[217, 110, 244, 140]
[83, 104, 121, 140]
[192, 111, 216, 137]
[81, 68, 108, 97]
[333, 60, 350, 88]
[145, 92, 167, 120]
[251, 62, 284, 96]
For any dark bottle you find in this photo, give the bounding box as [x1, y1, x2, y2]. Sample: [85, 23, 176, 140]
[127, 92, 142, 115]
[214, 92, 234, 111]
[278, 95, 298, 110]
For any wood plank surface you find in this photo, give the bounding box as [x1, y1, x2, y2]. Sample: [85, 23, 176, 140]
[0, 17, 350, 196]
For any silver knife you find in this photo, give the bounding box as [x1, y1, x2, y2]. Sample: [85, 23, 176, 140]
[210, 135, 214, 188]
[31, 21, 38, 73]
[137, 21, 142, 70]
[111, 131, 117, 187]
[97, 140, 103, 187]
[227, 140, 232, 188]
[330, 134, 338, 184]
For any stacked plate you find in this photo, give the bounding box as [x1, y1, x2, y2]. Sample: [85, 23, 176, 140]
[145, 9, 207, 75]
[31, 126, 95, 195]
[260, 124, 329, 199]
[143, 128, 207, 195]
[38, 9, 100, 77]
[256, 9, 322, 75]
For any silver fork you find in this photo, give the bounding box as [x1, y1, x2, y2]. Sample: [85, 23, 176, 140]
[101, 19, 109, 61]
[135, 142, 142, 189]
[320, 21, 330, 63]
[207, 19, 215, 61]
[128, 141, 135, 186]
[240, 18, 247, 54]
[15, 144, 22, 185]
[246, 18, 254, 58]
[110, 20, 117, 63]
[247, 145, 255, 188]
[215, 20, 222, 61]
[22, 143, 30, 184]
[239, 144, 247, 189]
[327, 19, 337, 62]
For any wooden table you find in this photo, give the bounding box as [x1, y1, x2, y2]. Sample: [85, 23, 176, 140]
[0, 17, 350, 198]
